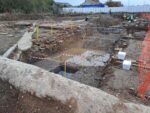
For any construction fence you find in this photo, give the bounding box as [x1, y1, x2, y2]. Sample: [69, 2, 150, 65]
[63, 5, 150, 14]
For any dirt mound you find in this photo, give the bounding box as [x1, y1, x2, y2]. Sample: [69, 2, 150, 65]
[0, 13, 49, 21]
[0, 79, 74, 113]
[96, 15, 120, 27]
[83, 33, 120, 51]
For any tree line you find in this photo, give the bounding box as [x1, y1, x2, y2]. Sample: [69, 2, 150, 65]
[0, 0, 54, 13]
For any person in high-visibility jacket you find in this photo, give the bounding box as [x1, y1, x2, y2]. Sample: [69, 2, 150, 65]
[127, 15, 135, 23]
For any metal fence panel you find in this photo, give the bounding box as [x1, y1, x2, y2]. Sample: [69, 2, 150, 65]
[63, 6, 150, 13]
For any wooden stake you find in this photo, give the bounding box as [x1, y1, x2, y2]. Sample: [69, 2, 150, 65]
[64, 61, 67, 78]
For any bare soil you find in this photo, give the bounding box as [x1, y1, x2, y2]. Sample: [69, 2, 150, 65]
[28, 15, 148, 106]
[1, 14, 150, 112]
[0, 21, 24, 54]
[0, 79, 75, 113]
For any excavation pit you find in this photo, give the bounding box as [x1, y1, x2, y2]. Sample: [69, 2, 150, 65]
[52, 65, 79, 78]
[1, 14, 150, 113]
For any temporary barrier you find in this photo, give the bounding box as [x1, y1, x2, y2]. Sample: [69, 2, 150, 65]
[63, 6, 150, 14]
[138, 22, 150, 99]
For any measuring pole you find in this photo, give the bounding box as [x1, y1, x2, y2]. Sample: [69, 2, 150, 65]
[64, 61, 67, 78]
[36, 26, 40, 39]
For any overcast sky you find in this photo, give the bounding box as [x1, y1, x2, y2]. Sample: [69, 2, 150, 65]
[54, 0, 150, 6]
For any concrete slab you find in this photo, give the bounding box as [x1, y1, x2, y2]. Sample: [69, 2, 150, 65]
[67, 51, 110, 67]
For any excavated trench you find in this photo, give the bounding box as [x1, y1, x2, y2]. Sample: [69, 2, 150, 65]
[30, 16, 150, 105]
[0, 20, 77, 113]
[0, 14, 150, 112]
